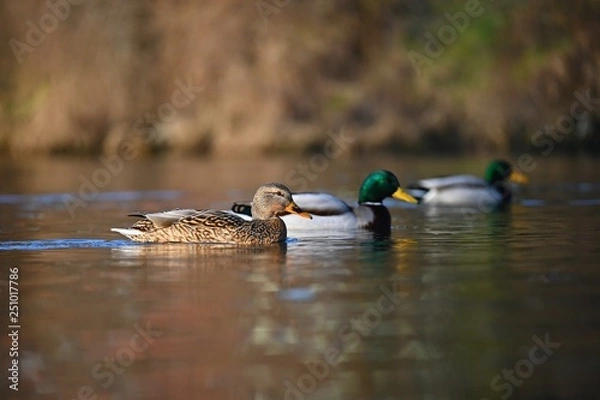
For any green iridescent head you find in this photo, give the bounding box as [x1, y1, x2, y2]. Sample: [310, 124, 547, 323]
[357, 170, 417, 204]
[484, 160, 529, 186]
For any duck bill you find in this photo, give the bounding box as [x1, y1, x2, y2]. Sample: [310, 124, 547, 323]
[392, 187, 418, 204]
[509, 170, 529, 184]
[285, 201, 312, 219]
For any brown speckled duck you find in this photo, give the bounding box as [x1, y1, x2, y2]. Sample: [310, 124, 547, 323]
[111, 183, 311, 245]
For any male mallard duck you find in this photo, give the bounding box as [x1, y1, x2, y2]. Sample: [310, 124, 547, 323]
[111, 183, 311, 245]
[231, 170, 417, 234]
[406, 160, 528, 208]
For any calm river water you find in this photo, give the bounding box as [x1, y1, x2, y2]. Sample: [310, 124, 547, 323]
[0, 155, 599, 400]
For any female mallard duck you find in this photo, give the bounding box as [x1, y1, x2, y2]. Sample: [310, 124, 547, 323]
[231, 170, 417, 234]
[407, 160, 528, 208]
[111, 183, 311, 245]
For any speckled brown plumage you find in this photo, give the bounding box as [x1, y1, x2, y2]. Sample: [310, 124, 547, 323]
[111, 183, 311, 245]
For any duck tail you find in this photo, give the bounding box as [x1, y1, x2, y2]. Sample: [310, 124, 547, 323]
[127, 213, 147, 218]
[111, 228, 144, 240]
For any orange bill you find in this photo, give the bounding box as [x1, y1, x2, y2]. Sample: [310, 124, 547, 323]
[285, 201, 312, 219]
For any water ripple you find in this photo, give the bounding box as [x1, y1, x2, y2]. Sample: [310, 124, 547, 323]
[0, 239, 133, 251]
[0, 190, 182, 205]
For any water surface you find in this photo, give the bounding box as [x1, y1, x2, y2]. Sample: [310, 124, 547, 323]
[1, 156, 599, 400]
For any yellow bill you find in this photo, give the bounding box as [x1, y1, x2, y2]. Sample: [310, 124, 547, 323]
[392, 187, 418, 204]
[285, 201, 312, 219]
[509, 170, 529, 184]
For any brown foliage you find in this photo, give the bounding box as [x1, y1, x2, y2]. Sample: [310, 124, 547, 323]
[0, 0, 599, 156]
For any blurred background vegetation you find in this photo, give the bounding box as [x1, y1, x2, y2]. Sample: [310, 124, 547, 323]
[0, 0, 599, 157]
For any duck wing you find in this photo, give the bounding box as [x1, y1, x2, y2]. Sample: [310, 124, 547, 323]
[291, 192, 353, 216]
[231, 192, 353, 218]
[407, 174, 486, 201]
[130, 209, 201, 228]
[175, 209, 247, 228]
[111, 209, 201, 239]
[127, 209, 247, 230]
[409, 174, 486, 190]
